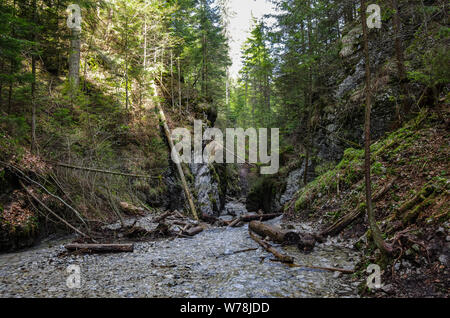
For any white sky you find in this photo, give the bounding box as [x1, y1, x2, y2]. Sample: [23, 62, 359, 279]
[226, 0, 277, 79]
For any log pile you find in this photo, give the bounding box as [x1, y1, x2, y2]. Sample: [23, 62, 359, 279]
[65, 209, 205, 253]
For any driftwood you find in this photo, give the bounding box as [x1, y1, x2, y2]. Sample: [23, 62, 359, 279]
[228, 217, 242, 227]
[249, 221, 300, 245]
[182, 226, 203, 236]
[65, 243, 134, 253]
[249, 230, 294, 263]
[153, 211, 173, 223]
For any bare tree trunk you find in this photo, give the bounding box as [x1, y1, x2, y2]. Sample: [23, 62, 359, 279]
[8, 61, 13, 113]
[31, 0, 37, 154]
[361, 0, 392, 256]
[170, 50, 174, 108]
[0, 60, 3, 108]
[304, 1, 314, 186]
[124, 15, 129, 110]
[143, 18, 147, 71]
[178, 57, 181, 107]
[69, 28, 80, 90]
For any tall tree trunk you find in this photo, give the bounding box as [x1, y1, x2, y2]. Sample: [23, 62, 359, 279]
[0, 60, 3, 108]
[170, 50, 174, 108]
[303, 1, 314, 186]
[8, 60, 13, 113]
[361, 0, 392, 256]
[124, 15, 129, 110]
[143, 18, 147, 71]
[31, 0, 37, 154]
[69, 28, 80, 90]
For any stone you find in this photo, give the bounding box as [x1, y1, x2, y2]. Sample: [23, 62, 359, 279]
[382, 284, 393, 293]
[438, 254, 448, 265]
[333, 271, 342, 278]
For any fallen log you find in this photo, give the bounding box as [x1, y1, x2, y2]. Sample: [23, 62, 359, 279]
[153, 211, 173, 223]
[269, 259, 354, 274]
[249, 230, 294, 263]
[183, 226, 203, 236]
[249, 221, 300, 245]
[65, 243, 134, 253]
[200, 213, 230, 226]
[228, 217, 242, 228]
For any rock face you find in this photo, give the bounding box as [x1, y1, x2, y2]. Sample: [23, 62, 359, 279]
[190, 162, 222, 217]
[221, 201, 247, 217]
[276, 159, 315, 211]
[339, 25, 362, 58]
[279, 168, 304, 207]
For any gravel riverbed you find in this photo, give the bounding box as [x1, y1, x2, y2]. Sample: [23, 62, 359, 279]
[0, 218, 361, 298]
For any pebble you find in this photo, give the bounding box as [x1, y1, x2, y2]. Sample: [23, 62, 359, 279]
[0, 220, 361, 297]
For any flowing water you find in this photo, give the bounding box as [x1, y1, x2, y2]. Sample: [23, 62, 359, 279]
[0, 214, 361, 298]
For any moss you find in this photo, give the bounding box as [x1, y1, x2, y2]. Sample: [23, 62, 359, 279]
[371, 162, 385, 176]
[403, 194, 437, 224]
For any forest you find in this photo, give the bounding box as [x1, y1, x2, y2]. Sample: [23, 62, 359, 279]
[0, 0, 448, 299]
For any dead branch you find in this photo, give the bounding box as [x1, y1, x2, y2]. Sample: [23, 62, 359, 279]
[249, 230, 294, 263]
[20, 180, 95, 242]
[48, 161, 160, 179]
[5, 163, 87, 226]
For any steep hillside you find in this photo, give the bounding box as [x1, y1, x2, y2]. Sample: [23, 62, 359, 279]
[285, 106, 449, 297]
